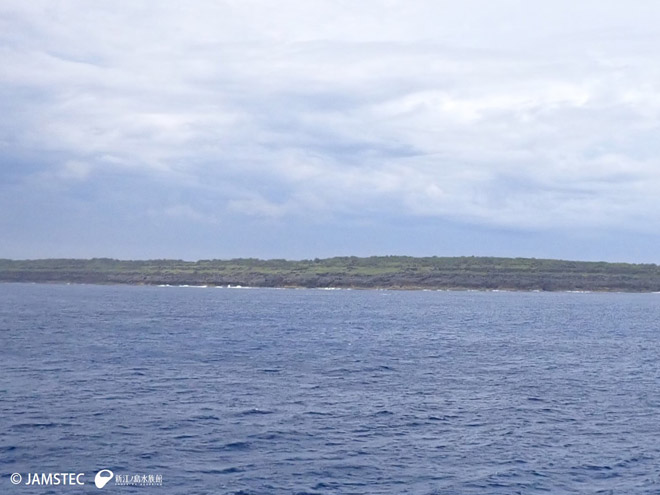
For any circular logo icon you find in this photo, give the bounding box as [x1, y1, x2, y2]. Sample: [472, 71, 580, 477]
[94, 469, 114, 489]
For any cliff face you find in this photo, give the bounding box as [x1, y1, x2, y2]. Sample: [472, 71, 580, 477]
[1, 256, 660, 291]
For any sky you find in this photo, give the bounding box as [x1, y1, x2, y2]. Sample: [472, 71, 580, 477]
[2, 1, 660, 262]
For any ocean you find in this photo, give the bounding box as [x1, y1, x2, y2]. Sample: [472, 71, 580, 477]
[2, 283, 660, 494]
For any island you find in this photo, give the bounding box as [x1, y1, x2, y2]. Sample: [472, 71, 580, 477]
[2, 256, 660, 292]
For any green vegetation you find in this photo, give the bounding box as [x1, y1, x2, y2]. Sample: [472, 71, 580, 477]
[1, 256, 660, 291]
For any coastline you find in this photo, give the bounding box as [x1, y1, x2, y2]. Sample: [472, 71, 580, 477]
[2, 255, 660, 293]
[1, 281, 659, 294]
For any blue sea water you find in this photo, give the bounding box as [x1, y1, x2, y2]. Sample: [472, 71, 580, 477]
[1, 283, 660, 494]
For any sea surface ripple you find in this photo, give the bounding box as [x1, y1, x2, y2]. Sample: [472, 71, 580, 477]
[2, 284, 660, 494]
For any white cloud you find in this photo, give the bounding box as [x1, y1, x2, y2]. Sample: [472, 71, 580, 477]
[3, 0, 660, 240]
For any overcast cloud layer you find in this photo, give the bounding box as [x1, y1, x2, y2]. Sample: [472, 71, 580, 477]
[2, 1, 660, 261]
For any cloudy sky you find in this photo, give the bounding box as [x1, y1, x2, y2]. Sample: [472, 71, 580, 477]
[2, 1, 660, 262]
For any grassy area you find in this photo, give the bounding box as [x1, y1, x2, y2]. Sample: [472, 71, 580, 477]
[1, 256, 660, 291]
